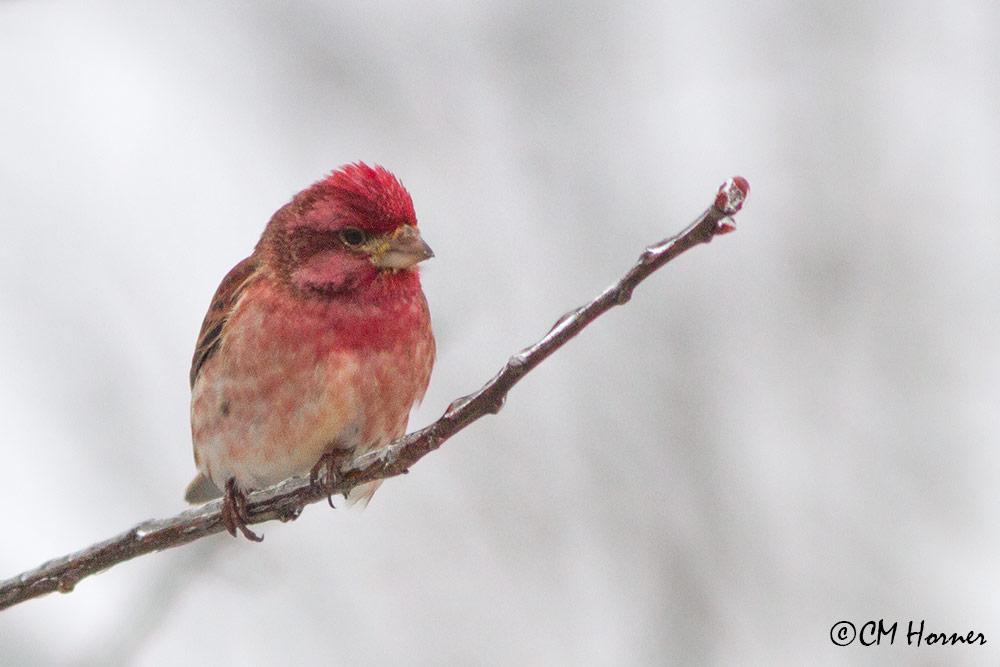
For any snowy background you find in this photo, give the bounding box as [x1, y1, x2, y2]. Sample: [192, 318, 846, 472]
[2, 1, 999, 666]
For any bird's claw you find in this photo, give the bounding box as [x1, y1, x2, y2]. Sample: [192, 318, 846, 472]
[221, 478, 263, 542]
[310, 449, 351, 508]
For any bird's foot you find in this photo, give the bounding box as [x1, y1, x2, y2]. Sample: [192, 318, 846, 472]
[221, 478, 263, 542]
[310, 449, 351, 508]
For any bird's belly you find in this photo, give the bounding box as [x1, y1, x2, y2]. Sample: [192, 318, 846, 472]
[190, 342, 425, 492]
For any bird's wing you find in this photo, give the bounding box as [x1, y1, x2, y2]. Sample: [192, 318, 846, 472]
[189, 256, 261, 388]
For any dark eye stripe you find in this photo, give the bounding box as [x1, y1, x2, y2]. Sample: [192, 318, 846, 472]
[288, 227, 341, 261]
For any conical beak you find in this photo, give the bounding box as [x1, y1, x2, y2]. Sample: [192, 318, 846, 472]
[373, 225, 434, 270]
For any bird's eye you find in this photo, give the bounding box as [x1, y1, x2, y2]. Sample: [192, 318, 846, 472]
[340, 228, 365, 246]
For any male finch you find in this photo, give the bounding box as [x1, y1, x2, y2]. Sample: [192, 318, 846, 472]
[186, 163, 435, 541]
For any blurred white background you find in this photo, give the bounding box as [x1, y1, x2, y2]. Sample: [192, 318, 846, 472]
[1, 1, 998, 665]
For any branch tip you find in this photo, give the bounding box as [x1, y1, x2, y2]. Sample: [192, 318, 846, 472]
[714, 176, 750, 216]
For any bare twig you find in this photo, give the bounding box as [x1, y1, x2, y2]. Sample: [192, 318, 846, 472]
[0, 177, 749, 611]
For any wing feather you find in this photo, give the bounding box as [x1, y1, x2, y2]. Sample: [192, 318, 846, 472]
[189, 256, 261, 388]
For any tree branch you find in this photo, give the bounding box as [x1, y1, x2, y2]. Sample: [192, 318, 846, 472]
[0, 176, 749, 611]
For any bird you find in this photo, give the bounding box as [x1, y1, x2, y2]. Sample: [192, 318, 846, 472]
[185, 163, 435, 541]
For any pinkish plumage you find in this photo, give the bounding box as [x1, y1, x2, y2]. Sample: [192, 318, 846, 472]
[187, 163, 434, 540]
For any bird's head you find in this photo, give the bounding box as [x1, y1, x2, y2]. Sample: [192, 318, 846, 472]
[260, 163, 433, 298]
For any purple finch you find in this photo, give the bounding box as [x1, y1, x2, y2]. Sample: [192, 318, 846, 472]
[185, 163, 435, 541]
